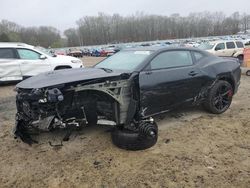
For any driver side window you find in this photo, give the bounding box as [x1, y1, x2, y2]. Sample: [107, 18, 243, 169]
[17, 49, 41, 60]
[150, 50, 193, 70]
[215, 43, 225, 51]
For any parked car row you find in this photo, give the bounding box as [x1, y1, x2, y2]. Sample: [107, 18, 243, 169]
[52, 34, 250, 60]
[58, 46, 121, 58]
[1, 33, 250, 83]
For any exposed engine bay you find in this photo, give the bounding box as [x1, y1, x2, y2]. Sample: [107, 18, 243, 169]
[14, 76, 157, 146]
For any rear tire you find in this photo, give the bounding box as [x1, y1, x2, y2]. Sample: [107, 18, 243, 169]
[237, 55, 244, 61]
[111, 122, 158, 151]
[204, 80, 233, 114]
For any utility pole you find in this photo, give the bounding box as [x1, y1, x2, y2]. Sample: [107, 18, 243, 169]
[77, 28, 83, 47]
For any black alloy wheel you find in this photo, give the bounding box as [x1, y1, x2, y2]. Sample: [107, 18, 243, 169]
[204, 80, 233, 114]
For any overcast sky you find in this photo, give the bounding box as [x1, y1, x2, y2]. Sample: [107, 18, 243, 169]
[1, 0, 249, 31]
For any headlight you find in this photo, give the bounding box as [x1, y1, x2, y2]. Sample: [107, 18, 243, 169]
[71, 60, 82, 64]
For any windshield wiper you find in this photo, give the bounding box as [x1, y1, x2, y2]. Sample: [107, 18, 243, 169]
[98, 67, 113, 73]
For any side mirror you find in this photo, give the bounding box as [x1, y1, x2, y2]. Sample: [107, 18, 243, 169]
[40, 55, 47, 60]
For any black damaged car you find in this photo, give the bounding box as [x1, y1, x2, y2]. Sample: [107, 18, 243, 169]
[14, 47, 241, 150]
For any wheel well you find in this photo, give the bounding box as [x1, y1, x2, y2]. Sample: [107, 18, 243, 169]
[236, 54, 244, 62]
[218, 76, 235, 93]
[54, 66, 72, 70]
[75, 90, 119, 123]
[77, 90, 117, 103]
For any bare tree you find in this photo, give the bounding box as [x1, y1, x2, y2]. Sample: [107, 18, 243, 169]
[1, 11, 248, 47]
[241, 13, 250, 33]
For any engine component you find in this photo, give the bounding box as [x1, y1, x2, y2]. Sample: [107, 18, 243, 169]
[47, 88, 64, 102]
[32, 116, 55, 131]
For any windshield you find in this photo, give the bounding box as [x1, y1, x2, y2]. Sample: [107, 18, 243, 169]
[95, 50, 152, 71]
[198, 43, 215, 50]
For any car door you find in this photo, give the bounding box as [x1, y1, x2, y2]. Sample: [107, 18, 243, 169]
[0, 48, 22, 81]
[139, 50, 204, 117]
[225, 42, 237, 56]
[17, 48, 52, 77]
[214, 43, 226, 56]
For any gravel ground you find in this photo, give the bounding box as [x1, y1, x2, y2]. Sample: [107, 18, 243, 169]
[0, 57, 249, 188]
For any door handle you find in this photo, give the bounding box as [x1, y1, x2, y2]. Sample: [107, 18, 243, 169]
[145, 71, 152, 75]
[189, 71, 198, 76]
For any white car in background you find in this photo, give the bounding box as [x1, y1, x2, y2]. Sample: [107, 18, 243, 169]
[198, 40, 245, 61]
[185, 42, 200, 48]
[0, 43, 83, 82]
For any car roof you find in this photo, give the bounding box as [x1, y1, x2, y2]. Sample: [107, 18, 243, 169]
[0, 42, 34, 49]
[209, 40, 243, 45]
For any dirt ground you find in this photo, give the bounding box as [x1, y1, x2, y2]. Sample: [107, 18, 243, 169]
[0, 57, 249, 188]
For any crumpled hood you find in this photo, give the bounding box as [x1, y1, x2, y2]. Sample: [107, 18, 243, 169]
[16, 68, 127, 89]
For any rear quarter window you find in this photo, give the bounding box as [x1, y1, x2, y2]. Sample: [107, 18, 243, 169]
[193, 52, 206, 62]
[236, 42, 244, 48]
[150, 50, 193, 70]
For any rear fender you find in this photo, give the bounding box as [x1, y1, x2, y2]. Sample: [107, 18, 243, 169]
[233, 51, 243, 58]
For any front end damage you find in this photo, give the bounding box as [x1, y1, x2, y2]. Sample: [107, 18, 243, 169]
[14, 75, 157, 145]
